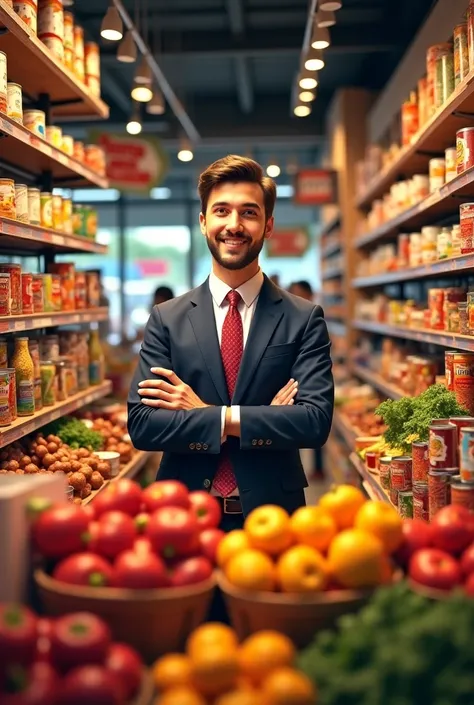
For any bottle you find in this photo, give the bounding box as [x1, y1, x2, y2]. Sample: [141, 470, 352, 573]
[88, 329, 104, 386]
[11, 337, 35, 416]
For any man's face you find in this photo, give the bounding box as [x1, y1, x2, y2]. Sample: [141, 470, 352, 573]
[199, 181, 273, 271]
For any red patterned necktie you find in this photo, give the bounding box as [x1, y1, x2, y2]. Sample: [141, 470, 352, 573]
[213, 290, 243, 497]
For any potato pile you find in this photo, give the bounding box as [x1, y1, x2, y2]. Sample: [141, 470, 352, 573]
[91, 416, 133, 464]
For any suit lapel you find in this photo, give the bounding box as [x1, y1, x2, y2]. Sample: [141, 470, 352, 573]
[188, 280, 230, 405]
[233, 276, 283, 404]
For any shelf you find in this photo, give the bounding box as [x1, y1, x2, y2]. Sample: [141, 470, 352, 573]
[325, 305, 346, 320]
[318, 212, 341, 237]
[321, 265, 344, 280]
[0, 307, 109, 334]
[83, 451, 148, 505]
[353, 319, 474, 351]
[0, 381, 112, 449]
[0, 114, 108, 188]
[351, 364, 405, 400]
[0, 217, 108, 255]
[327, 320, 346, 337]
[321, 240, 342, 258]
[332, 409, 358, 448]
[352, 253, 474, 288]
[355, 67, 474, 209]
[350, 452, 391, 504]
[0, 4, 109, 120]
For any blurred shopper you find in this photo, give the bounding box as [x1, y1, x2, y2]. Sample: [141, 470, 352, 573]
[289, 280, 314, 302]
[152, 285, 175, 309]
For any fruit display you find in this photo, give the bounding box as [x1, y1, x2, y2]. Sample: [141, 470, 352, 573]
[0, 604, 146, 704]
[152, 623, 317, 705]
[335, 382, 387, 438]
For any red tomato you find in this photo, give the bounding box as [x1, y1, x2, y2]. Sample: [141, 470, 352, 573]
[465, 572, 474, 596]
[92, 479, 143, 518]
[93, 511, 137, 560]
[0, 604, 37, 666]
[31, 506, 90, 559]
[188, 491, 222, 530]
[133, 537, 153, 555]
[170, 556, 214, 587]
[146, 507, 199, 559]
[104, 643, 143, 701]
[431, 505, 474, 555]
[141, 481, 190, 513]
[50, 613, 111, 673]
[1, 661, 59, 705]
[198, 528, 225, 564]
[113, 550, 170, 589]
[52, 552, 115, 588]
[134, 512, 149, 534]
[393, 519, 435, 569]
[409, 548, 462, 591]
[57, 665, 123, 705]
[460, 542, 474, 577]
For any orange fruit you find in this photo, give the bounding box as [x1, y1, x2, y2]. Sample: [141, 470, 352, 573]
[217, 530, 251, 568]
[152, 653, 193, 691]
[290, 506, 337, 553]
[319, 485, 366, 530]
[261, 667, 317, 705]
[156, 687, 207, 705]
[276, 545, 328, 593]
[224, 549, 276, 591]
[190, 645, 240, 696]
[238, 630, 295, 684]
[355, 500, 404, 553]
[327, 529, 385, 589]
[215, 690, 265, 705]
[244, 505, 293, 555]
[186, 623, 239, 657]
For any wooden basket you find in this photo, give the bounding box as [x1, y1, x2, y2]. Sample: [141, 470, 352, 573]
[216, 571, 373, 648]
[132, 670, 155, 705]
[35, 569, 216, 664]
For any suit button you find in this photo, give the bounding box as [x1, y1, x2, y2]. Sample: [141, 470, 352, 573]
[258, 439, 264, 446]
[203, 443, 208, 450]
[203, 479, 211, 489]
[266, 440, 272, 446]
[252, 439, 257, 446]
[196, 443, 202, 450]
[189, 443, 195, 450]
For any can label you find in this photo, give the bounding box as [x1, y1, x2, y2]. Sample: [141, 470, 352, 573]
[460, 427, 474, 482]
[0, 51, 7, 114]
[412, 442, 429, 482]
[40, 193, 53, 229]
[74, 272, 87, 310]
[413, 482, 429, 523]
[23, 110, 45, 138]
[398, 491, 413, 518]
[0, 265, 21, 315]
[0, 275, 11, 316]
[451, 480, 474, 512]
[0, 372, 12, 426]
[428, 470, 455, 521]
[459, 202, 474, 254]
[445, 351, 456, 391]
[7, 83, 23, 124]
[0, 179, 16, 220]
[27, 189, 41, 226]
[32, 275, 44, 313]
[379, 461, 391, 490]
[13, 2, 38, 33]
[391, 456, 412, 488]
[17, 379, 34, 416]
[21, 273, 34, 315]
[453, 354, 474, 415]
[429, 424, 458, 468]
[51, 274, 61, 312]
[14, 184, 28, 223]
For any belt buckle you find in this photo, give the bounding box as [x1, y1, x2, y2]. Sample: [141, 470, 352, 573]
[223, 497, 241, 515]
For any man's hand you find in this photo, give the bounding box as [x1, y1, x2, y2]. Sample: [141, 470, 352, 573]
[138, 368, 210, 410]
[270, 379, 298, 406]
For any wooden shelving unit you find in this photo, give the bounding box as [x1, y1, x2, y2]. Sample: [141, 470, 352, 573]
[353, 252, 474, 287]
[83, 451, 149, 505]
[0, 217, 108, 255]
[351, 364, 405, 400]
[353, 319, 474, 352]
[349, 453, 391, 504]
[0, 307, 109, 334]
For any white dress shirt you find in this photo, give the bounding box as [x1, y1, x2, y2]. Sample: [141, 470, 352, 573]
[208, 268, 264, 496]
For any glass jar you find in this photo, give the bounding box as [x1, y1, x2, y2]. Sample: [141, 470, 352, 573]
[458, 302, 469, 334]
[435, 43, 454, 108]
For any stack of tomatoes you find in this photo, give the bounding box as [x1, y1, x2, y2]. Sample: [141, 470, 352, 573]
[0, 604, 143, 704]
[31, 479, 224, 589]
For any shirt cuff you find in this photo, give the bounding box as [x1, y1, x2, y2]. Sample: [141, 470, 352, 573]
[221, 406, 241, 443]
[220, 406, 227, 443]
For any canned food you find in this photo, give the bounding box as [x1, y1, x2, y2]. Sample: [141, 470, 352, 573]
[23, 109, 46, 138]
[429, 422, 458, 469]
[40, 191, 53, 228]
[412, 441, 429, 482]
[413, 482, 429, 523]
[64, 358, 78, 396]
[42, 273, 54, 313]
[0, 369, 14, 426]
[74, 271, 87, 310]
[428, 469, 457, 520]
[437, 227, 452, 259]
[451, 475, 474, 512]
[0, 264, 21, 314]
[418, 76, 428, 127]
[468, 1, 474, 71]
[445, 147, 457, 182]
[391, 456, 412, 487]
[379, 457, 391, 491]
[73, 25, 85, 81]
[51, 274, 61, 312]
[54, 358, 66, 401]
[84, 145, 106, 176]
[32, 274, 44, 313]
[40, 359, 56, 406]
[457, 128, 474, 175]
[0, 51, 7, 114]
[6, 83, 23, 124]
[460, 427, 474, 482]
[13, 1, 38, 34]
[454, 23, 469, 85]
[428, 288, 444, 330]
[43, 334, 59, 360]
[61, 135, 74, 156]
[429, 158, 445, 192]
[468, 290, 474, 334]
[0, 274, 11, 316]
[452, 223, 462, 256]
[63, 11, 74, 70]
[434, 43, 454, 109]
[27, 188, 41, 226]
[48, 262, 75, 311]
[0, 179, 16, 219]
[14, 184, 28, 223]
[86, 271, 100, 308]
[449, 417, 474, 444]
[28, 339, 42, 411]
[426, 44, 447, 116]
[45, 125, 62, 149]
[398, 491, 413, 518]
[445, 350, 457, 391]
[52, 194, 62, 231]
[401, 93, 419, 146]
[0, 339, 8, 368]
[62, 198, 73, 234]
[38, 0, 64, 61]
[21, 273, 33, 315]
[73, 141, 85, 162]
[85, 42, 100, 97]
[453, 353, 474, 415]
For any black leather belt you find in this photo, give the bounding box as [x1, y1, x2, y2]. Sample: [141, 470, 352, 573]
[216, 496, 243, 514]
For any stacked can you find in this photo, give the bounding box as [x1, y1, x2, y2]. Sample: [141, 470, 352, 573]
[389, 456, 412, 514]
[411, 441, 429, 522]
[428, 421, 458, 521]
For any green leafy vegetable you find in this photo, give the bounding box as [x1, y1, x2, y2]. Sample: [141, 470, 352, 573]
[43, 416, 103, 450]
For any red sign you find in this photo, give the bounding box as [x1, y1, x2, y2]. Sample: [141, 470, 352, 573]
[266, 227, 309, 258]
[136, 260, 169, 276]
[294, 169, 337, 205]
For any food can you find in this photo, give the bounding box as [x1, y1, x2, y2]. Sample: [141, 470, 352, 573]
[62, 198, 73, 235]
[42, 273, 54, 313]
[51, 274, 61, 311]
[85, 42, 100, 97]
[398, 491, 413, 519]
[63, 11, 74, 70]
[417, 76, 428, 127]
[401, 93, 419, 146]
[85, 145, 106, 177]
[454, 23, 469, 85]
[48, 262, 75, 311]
[0, 339, 8, 368]
[468, 0, 474, 70]
[38, 0, 64, 61]
[45, 125, 62, 149]
[43, 334, 59, 360]
[456, 127, 474, 174]
[451, 475, 474, 512]
[429, 422, 458, 469]
[0, 51, 7, 115]
[468, 290, 474, 334]
[365, 451, 379, 472]
[429, 158, 445, 192]
[40, 191, 53, 228]
[32, 274, 44, 313]
[426, 44, 447, 116]
[52, 194, 62, 231]
[391, 455, 412, 487]
[0, 369, 14, 426]
[453, 353, 474, 415]
[434, 43, 454, 109]
[428, 469, 457, 520]
[0, 274, 11, 316]
[413, 482, 429, 523]
[460, 427, 474, 482]
[64, 358, 78, 396]
[74, 271, 87, 310]
[14, 184, 28, 223]
[459, 202, 474, 253]
[40, 359, 56, 406]
[445, 147, 457, 182]
[0, 264, 21, 315]
[449, 417, 474, 445]
[73, 25, 85, 81]
[27, 188, 41, 226]
[54, 358, 66, 401]
[61, 135, 74, 156]
[28, 339, 42, 411]
[379, 457, 391, 491]
[428, 288, 444, 330]
[85, 270, 100, 307]
[23, 109, 46, 138]
[73, 141, 85, 162]
[0, 179, 16, 219]
[445, 350, 457, 391]
[412, 441, 429, 482]
[21, 273, 33, 315]
[13, 0, 38, 34]
[6, 83, 23, 124]
[437, 227, 452, 260]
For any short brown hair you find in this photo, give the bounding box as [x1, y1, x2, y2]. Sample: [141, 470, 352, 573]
[198, 155, 277, 221]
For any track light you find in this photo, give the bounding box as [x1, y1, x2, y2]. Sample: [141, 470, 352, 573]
[177, 137, 193, 162]
[319, 0, 342, 10]
[135, 56, 152, 84]
[294, 104, 312, 117]
[131, 80, 153, 102]
[316, 10, 336, 27]
[299, 90, 316, 102]
[100, 4, 123, 41]
[311, 26, 330, 50]
[298, 71, 318, 90]
[147, 89, 165, 115]
[304, 48, 325, 71]
[117, 30, 137, 62]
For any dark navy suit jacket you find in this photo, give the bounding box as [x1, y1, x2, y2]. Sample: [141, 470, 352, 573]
[127, 275, 334, 516]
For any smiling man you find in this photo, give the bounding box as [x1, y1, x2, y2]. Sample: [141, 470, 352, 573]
[127, 155, 334, 531]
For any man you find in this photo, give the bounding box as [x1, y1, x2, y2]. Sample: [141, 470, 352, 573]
[127, 155, 334, 530]
[152, 285, 175, 308]
[288, 280, 314, 302]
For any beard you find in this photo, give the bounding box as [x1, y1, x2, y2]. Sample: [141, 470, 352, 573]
[205, 229, 266, 271]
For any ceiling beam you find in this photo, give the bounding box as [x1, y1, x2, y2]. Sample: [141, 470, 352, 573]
[226, 0, 254, 114]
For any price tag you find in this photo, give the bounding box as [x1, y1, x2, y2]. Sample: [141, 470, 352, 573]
[35, 318, 50, 328]
[22, 422, 35, 436]
[49, 409, 61, 421]
[14, 320, 26, 331]
[0, 118, 13, 134]
[51, 235, 64, 245]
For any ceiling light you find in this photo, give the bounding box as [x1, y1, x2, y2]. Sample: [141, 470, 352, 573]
[135, 56, 152, 84]
[319, 0, 342, 10]
[311, 26, 330, 50]
[298, 71, 318, 90]
[294, 104, 312, 117]
[117, 30, 137, 62]
[266, 164, 281, 178]
[126, 105, 142, 135]
[100, 5, 123, 41]
[147, 89, 165, 115]
[316, 10, 336, 27]
[178, 149, 193, 162]
[299, 90, 316, 102]
[304, 49, 325, 71]
[131, 80, 153, 102]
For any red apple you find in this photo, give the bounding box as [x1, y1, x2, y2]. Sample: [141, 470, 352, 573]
[169, 556, 213, 587]
[460, 542, 474, 578]
[431, 505, 474, 555]
[141, 481, 190, 513]
[145, 507, 199, 560]
[393, 519, 435, 569]
[198, 528, 225, 564]
[188, 491, 222, 530]
[465, 572, 474, 597]
[409, 548, 462, 591]
[113, 550, 170, 589]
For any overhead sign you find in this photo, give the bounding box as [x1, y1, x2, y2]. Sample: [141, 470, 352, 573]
[89, 132, 169, 193]
[293, 169, 338, 205]
[266, 227, 310, 258]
